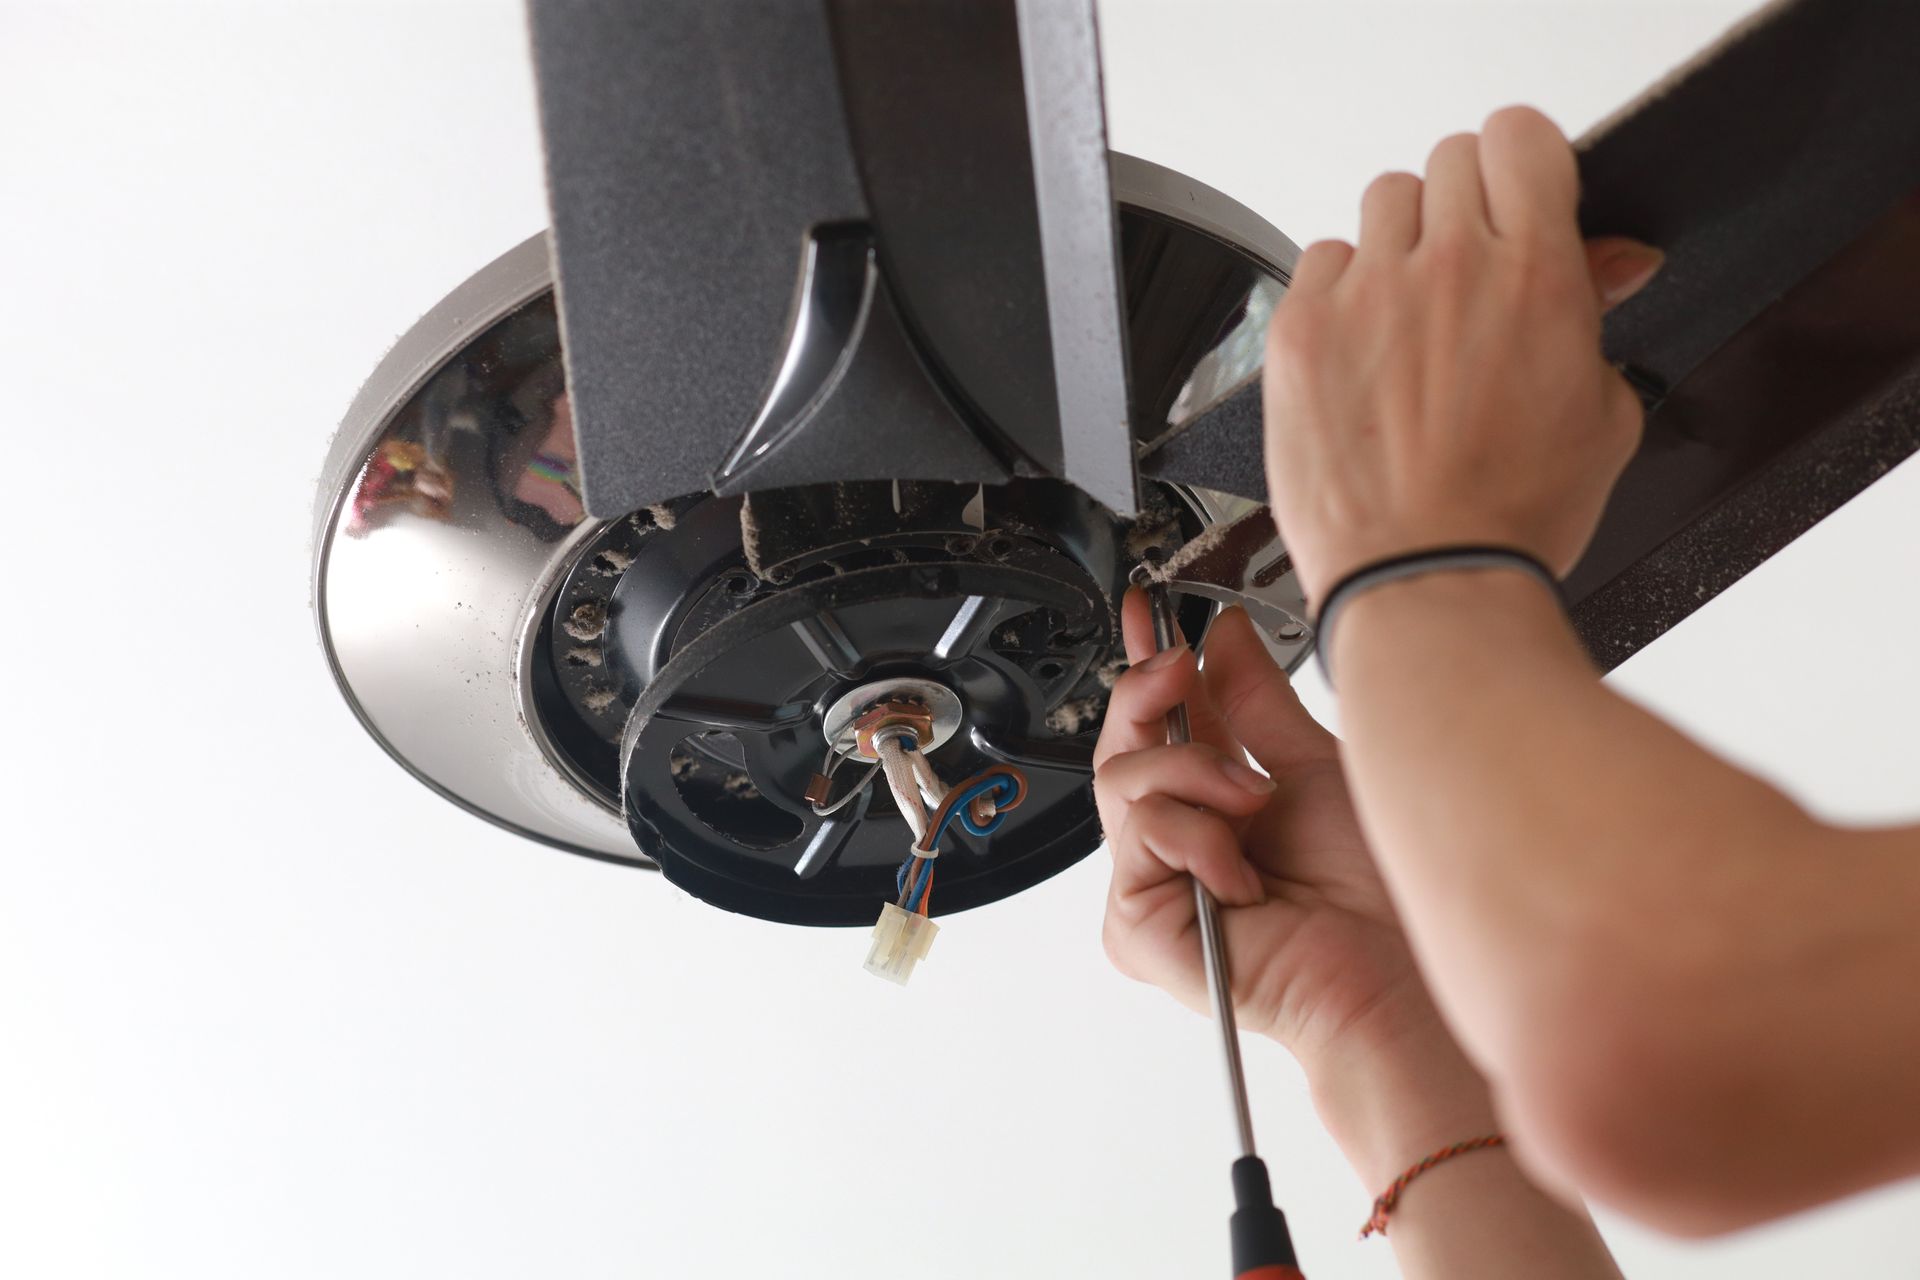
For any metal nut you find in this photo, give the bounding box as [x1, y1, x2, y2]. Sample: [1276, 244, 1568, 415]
[851, 700, 934, 759]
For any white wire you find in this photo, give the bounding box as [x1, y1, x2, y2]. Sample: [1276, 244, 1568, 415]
[874, 733, 930, 845]
[909, 749, 948, 811]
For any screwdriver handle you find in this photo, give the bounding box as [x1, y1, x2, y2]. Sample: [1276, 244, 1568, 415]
[1231, 1157, 1304, 1280]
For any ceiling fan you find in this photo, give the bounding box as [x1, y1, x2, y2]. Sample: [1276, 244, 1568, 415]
[312, 0, 1920, 946]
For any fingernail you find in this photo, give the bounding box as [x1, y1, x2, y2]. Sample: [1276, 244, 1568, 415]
[1219, 757, 1276, 795]
[1600, 245, 1665, 306]
[1136, 643, 1187, 672]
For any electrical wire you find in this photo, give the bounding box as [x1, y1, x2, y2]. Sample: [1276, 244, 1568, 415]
[914, 862, 934, 915]
[876, 734, 931, 845]
[810, 750, 880, 817]
[914, 767, 1027, 853]
[890, 764, 1028, 914]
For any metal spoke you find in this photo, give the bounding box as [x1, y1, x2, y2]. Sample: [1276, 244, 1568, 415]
[789, 610, 861, 674]
[969, 728, 1095, 775]
[933, 594, 1000, 659]
[651, 694, 808, 734]
[792, 814, 861, 879]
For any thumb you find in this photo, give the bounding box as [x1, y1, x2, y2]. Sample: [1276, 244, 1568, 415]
[1586, 236, 1664, 310]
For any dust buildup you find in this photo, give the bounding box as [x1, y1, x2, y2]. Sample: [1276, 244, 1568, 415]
[648, 504, 677, 531]
[564, 601, 608, 641]
[565, 646, 603, 668]
[1142, 513, 1242, 582]
[669, 753, 696, 780]
[740, 494, 769, 578]
[581, 687, 618, 713]
[722, 771, 760, 799]
[1046, 694, 1107, 737]
[1095, 658, 1128, 689]
[1124, 499, 1183, 561]
[592, 547, 633, 575]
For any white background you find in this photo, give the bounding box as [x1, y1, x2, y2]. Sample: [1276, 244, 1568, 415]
[5, 2, 1919, 1277]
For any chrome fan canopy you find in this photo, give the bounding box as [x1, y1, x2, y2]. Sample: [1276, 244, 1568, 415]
[312, 156, 1310, 920]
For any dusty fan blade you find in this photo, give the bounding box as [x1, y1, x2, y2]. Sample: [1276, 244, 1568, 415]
[1143, 0, 1920, 670]
[1566, 0, 1920, 665]
[1582, 0, 1920, 400]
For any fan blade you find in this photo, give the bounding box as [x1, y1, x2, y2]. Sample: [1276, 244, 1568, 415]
[1582, 0, 1920, 397]
[1567, 0, 1920, 664]
[529, 0, 1135, 516]
[827, 0, 1136, 514]
[526, 0, 870, 517]
[1143, 0, 1920, 670]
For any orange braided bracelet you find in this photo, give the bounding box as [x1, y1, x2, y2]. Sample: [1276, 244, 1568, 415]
[1358, 1134, 1507, 1239]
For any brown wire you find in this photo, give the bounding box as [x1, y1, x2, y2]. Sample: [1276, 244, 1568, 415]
[911, 765, 1029, 854]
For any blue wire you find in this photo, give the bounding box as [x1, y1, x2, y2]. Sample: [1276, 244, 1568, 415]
[893, 775, 1022, 911]
[929, 776, 1019, 847]
[908, 857, 935, 911]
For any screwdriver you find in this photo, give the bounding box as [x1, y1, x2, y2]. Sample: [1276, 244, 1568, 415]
[1137, 572, 1305, 1280]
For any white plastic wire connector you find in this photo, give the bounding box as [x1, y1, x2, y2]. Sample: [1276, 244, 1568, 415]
[863, 902, 939, 985]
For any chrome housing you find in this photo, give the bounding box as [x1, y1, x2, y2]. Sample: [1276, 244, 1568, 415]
[312, 154, 1299, 865]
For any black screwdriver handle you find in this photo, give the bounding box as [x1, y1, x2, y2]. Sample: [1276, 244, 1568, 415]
[1231, 1157, 1304, 1280]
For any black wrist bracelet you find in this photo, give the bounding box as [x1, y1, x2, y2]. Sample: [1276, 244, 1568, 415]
[1313, 546, 1562, 688]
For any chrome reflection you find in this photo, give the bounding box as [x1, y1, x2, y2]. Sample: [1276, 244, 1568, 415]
[1109, 153, 1298, 454]
[313, 235, 639, 863]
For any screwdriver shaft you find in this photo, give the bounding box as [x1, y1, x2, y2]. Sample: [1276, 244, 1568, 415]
[1146, 585, 1258, 1161]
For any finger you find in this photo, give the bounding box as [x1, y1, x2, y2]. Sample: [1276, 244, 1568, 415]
[1201, 606, 1340, 775]
[1103, 865, 1311, 1028]
[1096, 588, 1235, 764]
[1120, 581, 1172, 665]
[1357, 171, 1422, 256]
[1112, 794, 1267, 910]
[1585, 235, 1665, 310]
[1095, 742, 1275, 817]
[1287, 238, 1355, 295]
[1478, 106, 1579, 240]
[1421, 132, 1487, 238]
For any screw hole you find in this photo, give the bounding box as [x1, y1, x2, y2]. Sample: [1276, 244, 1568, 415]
[984, 534, 1016, 560]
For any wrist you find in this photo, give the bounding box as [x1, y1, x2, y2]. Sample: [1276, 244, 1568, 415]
[1314, 549, 1560, 687]
[1298, 1002, 1501, 1191]
[1329, 565, 1569, 689]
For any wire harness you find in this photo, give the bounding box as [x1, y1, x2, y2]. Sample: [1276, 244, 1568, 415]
[862, 730, 1028, 983]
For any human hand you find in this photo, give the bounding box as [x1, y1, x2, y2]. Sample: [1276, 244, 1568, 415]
[1094, 592, 1431, 1079]
[1094, 592, 1611, 1196]
[1261, 107, 1664, 606]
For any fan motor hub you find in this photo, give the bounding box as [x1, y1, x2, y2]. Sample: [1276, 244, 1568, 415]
[519, 477, 1207, 924]
[821, 679, 962, 761]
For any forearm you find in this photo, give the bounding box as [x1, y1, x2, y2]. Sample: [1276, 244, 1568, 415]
[1332, 569, 1814, 1051]
[1331, 568, 1920, 1226]
[1308, 1014, 1621, 1280]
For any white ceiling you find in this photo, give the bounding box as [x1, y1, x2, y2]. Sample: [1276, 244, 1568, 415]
[4, 2, 1917, 1277]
